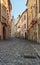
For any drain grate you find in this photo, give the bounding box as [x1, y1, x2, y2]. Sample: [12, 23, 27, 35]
[23, 55, 36, 59]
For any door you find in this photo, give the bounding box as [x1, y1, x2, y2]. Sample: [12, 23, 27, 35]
[3, 26, 6, 39]
[25, 32, 27, 39]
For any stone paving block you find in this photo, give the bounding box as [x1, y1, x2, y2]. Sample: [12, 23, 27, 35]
[32, 45, 40, 58]
[0, 38, 40, 65]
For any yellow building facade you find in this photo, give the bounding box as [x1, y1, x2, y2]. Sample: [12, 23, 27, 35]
[15, 9, 28, 39]
[26, 0, 40, 43]
[0, 0, 12, 40]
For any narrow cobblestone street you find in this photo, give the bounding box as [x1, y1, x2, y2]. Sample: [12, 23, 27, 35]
[0, 38, 40, 65]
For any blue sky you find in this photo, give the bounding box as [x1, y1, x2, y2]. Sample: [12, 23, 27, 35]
[11, 0, 27, 18]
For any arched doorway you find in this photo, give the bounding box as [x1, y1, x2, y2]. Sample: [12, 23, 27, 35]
[3, 26, 6, 40]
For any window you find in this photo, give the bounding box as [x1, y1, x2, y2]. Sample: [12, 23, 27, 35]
[18, 26, 20, 28]
[24, 15, 26, 20]
[24, 24, 26, 29]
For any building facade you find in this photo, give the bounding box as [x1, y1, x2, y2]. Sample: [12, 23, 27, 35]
[15, 9, 28, 39]
[0, 0, 12, 40]
[26, 0, 40, 43]
[37, 0, 40, 43]
[14, 16, 20, 37]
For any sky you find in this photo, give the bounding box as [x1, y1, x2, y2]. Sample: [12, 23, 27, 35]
[10, 0, 27, 18]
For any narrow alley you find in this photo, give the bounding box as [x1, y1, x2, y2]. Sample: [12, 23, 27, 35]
[0, 38, 40, 65]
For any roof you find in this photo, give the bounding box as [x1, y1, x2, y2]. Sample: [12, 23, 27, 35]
[15, 9, 28, 25]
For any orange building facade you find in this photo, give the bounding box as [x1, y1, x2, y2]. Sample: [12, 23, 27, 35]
[0, 0, 12, 40]
[15, 9, 28, 39]
[26, 0, 40, 43]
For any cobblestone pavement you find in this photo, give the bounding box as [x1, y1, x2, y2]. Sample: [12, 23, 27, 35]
[0, 38, 40, 65]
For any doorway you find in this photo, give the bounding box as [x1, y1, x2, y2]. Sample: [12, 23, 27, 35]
[25, 32, 27, 39]
[3, 26, 6, 39]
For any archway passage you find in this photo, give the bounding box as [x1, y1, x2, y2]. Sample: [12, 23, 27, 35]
[3, 26, 6, 40]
